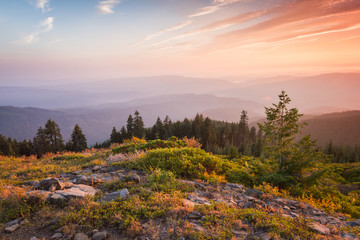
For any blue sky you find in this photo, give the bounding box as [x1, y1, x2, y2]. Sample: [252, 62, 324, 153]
[1, 0, 360, 84]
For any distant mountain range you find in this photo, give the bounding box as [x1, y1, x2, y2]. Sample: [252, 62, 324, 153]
[0, 94, 264, 145]
[1, 72, 359, 146]
[300, 111, 360, 147]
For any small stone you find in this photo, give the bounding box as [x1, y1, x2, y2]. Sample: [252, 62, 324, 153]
[20, 219, 29, 225]
[99, 188, 129, 202]
[245, 188, 263, 197]
[30, 237, 39, 240]
[225, 183, 245, 191]
[258, 232, 271, 240]
[128, 174, 141, 183]
[5, 224, 21, 233]
[92, 231, 108, 240]
[74, 232, 90, 240]
[347, 220, 360, 227]
[232, 230, 248, 237]
[308, 222, 330, 235]
[55, 226, 64, 233]
[283, 205, 291, 211]
[23, 180, 40, 187]
[182, 199, 195, 208]
[6, 218, 20, 227]
[187, 210, 202, 219]
[92, 165, 103, 172]
[34, 178, 64, 191]
[50, 233, 63, 239]
[55, 184, 98, 199]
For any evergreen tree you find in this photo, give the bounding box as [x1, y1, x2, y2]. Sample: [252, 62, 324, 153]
[110, 127, 122, 143]
[0, 135, 11, 156]
[126, 114, 134, 138]
[162, 115, 173, 139]
[44, 119, 64, 153]
[33, 126, 50, 157]
[258, 91, 305, 172]
[152, 117, 164, 139]
[133, 110, 145, 138]
[70, 124, 87, 152]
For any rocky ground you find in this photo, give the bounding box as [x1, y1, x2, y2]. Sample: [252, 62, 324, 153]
[1, 159, 360, 240]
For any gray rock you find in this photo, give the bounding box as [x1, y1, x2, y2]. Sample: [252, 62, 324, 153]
[6, 218, 20, 227]
[341, 232, 358, 240]
[258, 232, 271, 240]
[92, 231, 108, 240]
[72, 175, 102, 186]
[74, 232, 90, 240]
[55, 184, 97, 199]
[245, 188, 263, 197]
[26, 190, 52, 200]
[308, 222, 330, 235]
[23, 180, 40, 187]
[100, 188, 129, 202]
[128, 174, 140, 183]
[5, 223, 21, 233]
[34, 178, 64, 191]
[187, 210, 202, 219]
[30, 237, 39, 240]
[347, 220, 360, 227]
[50, 232, 63, 239]
[225, 183, 245, 191]
[49, 193, 67, 202]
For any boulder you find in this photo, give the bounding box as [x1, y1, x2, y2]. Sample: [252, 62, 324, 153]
[187, 210, 202, 219]
[308, 222, 330, 235]
[74, 232, 90, 240]
[23, 180, 40, 187]
[99, 188, 129, 202]
[72, 175, 102, 185]
[34, 178, 64, 191]
[92, 231, 108, 240]
[26, 190, 52, 200]
[245, 188, 263, 197]
[6, 218, 20, 227]
[50, 233, 63, 239]
[128, 174, 141, 183]
[55, 184, 97, 199]
[4, 223, 21, 233]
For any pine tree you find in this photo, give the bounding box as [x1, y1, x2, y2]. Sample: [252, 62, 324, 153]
[33, 126, 50, 157]
[258, 90, 304, 172]
[133, 110, 145, 138]
[110, 127, 122, 143]
[126, 114, 134, 138]
[44, 119, 64, 153]
[71, 124, 87, 152]
[152, 117, 164, 139]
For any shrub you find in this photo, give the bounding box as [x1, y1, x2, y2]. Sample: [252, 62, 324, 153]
[134, 147, 225, 181]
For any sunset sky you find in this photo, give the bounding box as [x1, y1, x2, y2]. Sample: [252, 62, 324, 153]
[1, 0, 360, 83]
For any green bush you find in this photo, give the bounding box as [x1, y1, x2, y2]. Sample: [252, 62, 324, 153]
[146, 168, 193, 193]
[134, 147, 225, 180]
[225, 168, 255, 187]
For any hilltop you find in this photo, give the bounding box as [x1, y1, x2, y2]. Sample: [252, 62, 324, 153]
[1, 138, 359, 239]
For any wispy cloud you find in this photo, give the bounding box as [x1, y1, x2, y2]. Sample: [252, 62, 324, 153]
[16, 17, 54, 44]
[96, 0, 121, 15]
[135, 0, 242, 46]
[189, 0, 242, 18]
[35, 0, 52, 13]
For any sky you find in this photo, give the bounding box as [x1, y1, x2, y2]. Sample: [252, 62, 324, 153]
[1, 0, 360, 84]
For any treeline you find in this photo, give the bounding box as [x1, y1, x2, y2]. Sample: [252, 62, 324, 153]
[0, 119, 87, 157]
[96, 110, 264, 157]
[324, 141, 360, 163]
